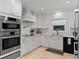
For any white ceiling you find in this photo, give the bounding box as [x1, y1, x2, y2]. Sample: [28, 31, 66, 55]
[22, 0, 78, 13]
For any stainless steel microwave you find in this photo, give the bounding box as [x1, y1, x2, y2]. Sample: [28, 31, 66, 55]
[0, 15, 20, 29]
[2, 22, 20, 29]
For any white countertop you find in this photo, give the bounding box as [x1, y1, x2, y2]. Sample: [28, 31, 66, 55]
[63, 35, 74, 38]
[21, 34, 75, 38]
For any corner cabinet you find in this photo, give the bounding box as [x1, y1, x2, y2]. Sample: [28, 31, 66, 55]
[11, 0, 22, 17]
[0, 0, 11, 14]
[21, 36, 40, 56]
[40, 36, 49, 48]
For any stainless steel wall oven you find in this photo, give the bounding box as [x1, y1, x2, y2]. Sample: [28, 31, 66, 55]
[0, 15, 21, 56]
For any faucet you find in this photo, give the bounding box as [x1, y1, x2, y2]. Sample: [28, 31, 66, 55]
[56, 30, 59, 35]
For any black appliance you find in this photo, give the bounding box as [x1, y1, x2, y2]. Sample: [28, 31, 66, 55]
[63, 37, 74, 54]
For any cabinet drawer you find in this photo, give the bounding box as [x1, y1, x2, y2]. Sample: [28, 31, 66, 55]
[2, 51, 20, 59]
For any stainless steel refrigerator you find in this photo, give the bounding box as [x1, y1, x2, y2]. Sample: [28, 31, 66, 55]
[74, 9, 79, 59]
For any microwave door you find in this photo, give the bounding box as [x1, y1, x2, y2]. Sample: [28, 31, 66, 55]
[2, 23, 20, 29]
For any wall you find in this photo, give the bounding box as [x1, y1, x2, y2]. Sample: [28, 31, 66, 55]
[21, 7, 40, 56]
[35, 11, 75, 36]
[31, 14, 42, 28]
[22, 7, 36, 36]
[76, 0, 79, 28]
[64, 12, 75, 36]
[31, 13, 52, 34]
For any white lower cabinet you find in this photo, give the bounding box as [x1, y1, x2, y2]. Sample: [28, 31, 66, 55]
[40, 35, 63, 51]
[21, 35, 63, 56]
[57, 37, 63, 51]
[49, 36, 63, 51]
[32, 36, 40, 48]
[40, 36, 49, 48]
[21, 37, 29, 55]
[21, 36, 40, 56]
[21, 37, 32, 55]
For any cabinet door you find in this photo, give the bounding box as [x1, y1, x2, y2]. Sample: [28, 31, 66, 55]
[0, 0, 11, 14]
[29, 37, 35, 50]
[57, 37, 63, 51]
[11, 0, 22, 17]
[32, 36, 39, 48]
[49, 36, 63, 51]
[21, 37, 26, 55]
[41, 36, 49, 48]
[49, 36, 58, 49]
[21, 37, 29, 55]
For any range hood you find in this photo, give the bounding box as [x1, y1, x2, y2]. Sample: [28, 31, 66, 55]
[22, 7, 36, 23]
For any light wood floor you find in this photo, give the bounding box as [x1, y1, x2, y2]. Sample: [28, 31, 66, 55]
[21, 47, 74, 59]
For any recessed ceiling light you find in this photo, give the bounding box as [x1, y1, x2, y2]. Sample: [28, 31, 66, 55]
[74, 9, 79, 13]
[67, 1, 70, 4]
[41, 8, 44, 10]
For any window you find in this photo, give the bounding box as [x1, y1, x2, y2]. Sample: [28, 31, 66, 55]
[52, 20, 65, 31]
[53, 25, 65, 30]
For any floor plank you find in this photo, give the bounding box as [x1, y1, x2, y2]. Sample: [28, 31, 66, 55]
[21, 47, 74, 59]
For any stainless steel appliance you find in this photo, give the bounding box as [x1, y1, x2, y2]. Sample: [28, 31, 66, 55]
[0, 17, 20, 29]
[74, 41, 78, 55]
[1, 51, 20, 59]
[0, 15, 21, 56]
[0, 36, 20, 55]
[73, 9, 79, 59]
[0, 29, 20, 37]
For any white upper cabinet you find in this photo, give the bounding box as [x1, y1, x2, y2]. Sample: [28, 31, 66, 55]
[0, 0, 22, 17]
[11, 0, 22, 17]
[0, 0, 11, 14]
